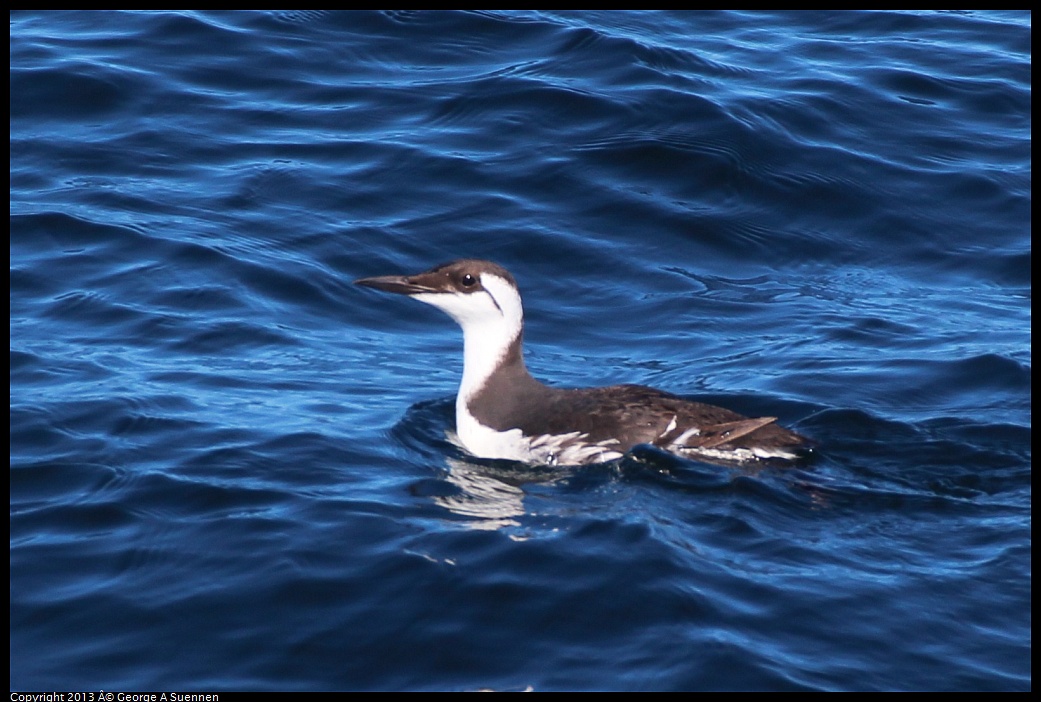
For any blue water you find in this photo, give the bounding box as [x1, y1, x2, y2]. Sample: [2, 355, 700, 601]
[10, 10, 1030, 691]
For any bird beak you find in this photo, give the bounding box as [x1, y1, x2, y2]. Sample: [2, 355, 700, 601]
[354, 273, 436, 296]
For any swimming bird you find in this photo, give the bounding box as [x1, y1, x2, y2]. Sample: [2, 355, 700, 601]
[355, 259, 810, 466]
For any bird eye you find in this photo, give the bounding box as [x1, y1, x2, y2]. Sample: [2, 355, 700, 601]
[461, 274, 477, 288]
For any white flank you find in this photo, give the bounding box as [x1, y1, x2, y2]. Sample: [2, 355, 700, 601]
[456, 401, 623, 465]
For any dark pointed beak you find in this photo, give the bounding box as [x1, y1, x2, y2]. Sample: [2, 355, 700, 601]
[354, 273, 435, 296]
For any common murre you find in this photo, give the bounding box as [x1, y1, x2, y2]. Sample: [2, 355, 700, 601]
[355, 259, 811, 466]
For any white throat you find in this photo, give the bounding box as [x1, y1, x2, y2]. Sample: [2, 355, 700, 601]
[413, 272, 524, 406]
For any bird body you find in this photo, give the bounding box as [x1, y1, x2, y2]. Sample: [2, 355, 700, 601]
[356, 259, 809, 466]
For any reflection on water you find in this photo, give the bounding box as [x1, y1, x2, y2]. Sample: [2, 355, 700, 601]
[437, 458, 526, 529]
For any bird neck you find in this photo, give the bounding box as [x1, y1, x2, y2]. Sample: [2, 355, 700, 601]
[459, 317, 532, 403]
